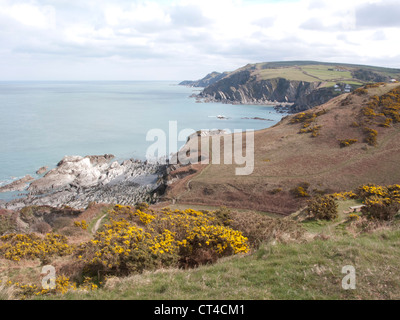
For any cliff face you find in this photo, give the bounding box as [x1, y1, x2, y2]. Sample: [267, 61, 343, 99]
[197, 70, 335, 111]
[184, 61, 400, 112]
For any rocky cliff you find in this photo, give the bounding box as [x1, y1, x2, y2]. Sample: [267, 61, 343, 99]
[184, 61, 400, 113]
[197, 70, 338, 111]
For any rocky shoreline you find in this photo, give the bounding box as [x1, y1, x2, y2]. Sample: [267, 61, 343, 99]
[0, 154, 168, 210]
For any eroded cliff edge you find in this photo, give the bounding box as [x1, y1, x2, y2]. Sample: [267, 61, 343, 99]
[194, 70, 340, 112]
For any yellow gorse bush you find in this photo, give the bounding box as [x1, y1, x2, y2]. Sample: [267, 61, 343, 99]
[179, 225, 249, 255]
[0, 233, 73, 262]
[76, 205, 249, 275]
[358, 184, 400, 202]
[0, 204, 249, 297]
[357, 184, 400, 221]
[331, 191, 358, 200]
[2, 275, 98, 299]
[132, 210, 156, 225]
[74, 220, 88, 230]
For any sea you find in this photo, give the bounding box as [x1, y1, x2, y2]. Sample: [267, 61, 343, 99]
[0, 81, 285, 201]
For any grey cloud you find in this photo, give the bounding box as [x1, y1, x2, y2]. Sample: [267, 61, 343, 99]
[207, 35, 312, 62]
[12, 39, 168, 61]
[356, 1, 400, 28]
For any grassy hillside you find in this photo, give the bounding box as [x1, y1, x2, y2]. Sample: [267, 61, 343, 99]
[166, 82, 400, 215]
[194, 61, 400, 113]
[1, 181, 400, 300]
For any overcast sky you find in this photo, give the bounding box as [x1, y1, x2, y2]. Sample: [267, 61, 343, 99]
[0, 0, 399, 81]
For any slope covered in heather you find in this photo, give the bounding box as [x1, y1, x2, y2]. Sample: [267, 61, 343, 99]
[166, 82, 400, 215]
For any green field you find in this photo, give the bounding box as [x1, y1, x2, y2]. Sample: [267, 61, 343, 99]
[256, 64, 364, 85]
[257, 67, 318, 82]
[302, 65, 353, 80]
[247, 61, 400, 87]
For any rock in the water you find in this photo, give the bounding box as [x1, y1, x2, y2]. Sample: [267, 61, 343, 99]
[36, 166, 48, 175]
[0, 175, 35, 193]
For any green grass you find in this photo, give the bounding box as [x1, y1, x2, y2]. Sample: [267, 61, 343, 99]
[321, 82, 338, 88]
[342, 80, 364, 86]
[88, 209, 110, 234]
[302, 65, 353, 81]
[254, 64, 373, 85]
[257, 68, 318, 82]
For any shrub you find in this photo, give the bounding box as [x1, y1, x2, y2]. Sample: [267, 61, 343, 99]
[0, 215, 15, 235]
[3, 275, 98, 299]
[291, 111, 325, 125]
[0, 233, 74, 262]
[358, 87, 400, 145]
[381, 118, 393, 128]
[339, 139, 358, 148]
[341, 96, 352, 106]
[299, 125, 322, 137]
[32, 222, 52, 234]
[74, 220, 88, 230]
[363, 107, 377, 118]
[290, 110, 325, 138]
[361, 199, 400, 221]
[74, 207, 249, 276]
[52, 217, 73, 230]
[306, 196, 339, 221]
[357, 184, 400, 221]
[213, 206, 232, 226]
[291, 187, 309, 198]
[178, 224, 248, 268]
[363, 127, 378, 146]
[19, 206, 37, 223]
[331, 191, 358, 200]
[135, 202, 150, 212]
[348, 214, 361, 222]
[75, 219, 170, 275]
[290, 183, 311, 198]
[354, 88, 368, 95]
[228, 211, 305, 247]
[364, 83, 386, 89]
[270, 188, 283, 195]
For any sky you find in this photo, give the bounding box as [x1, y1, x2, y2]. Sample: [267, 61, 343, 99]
[0, 0, 399, 81]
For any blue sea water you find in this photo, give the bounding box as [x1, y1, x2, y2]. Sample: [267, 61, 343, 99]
[0, 81, 285, 199]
